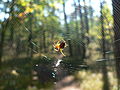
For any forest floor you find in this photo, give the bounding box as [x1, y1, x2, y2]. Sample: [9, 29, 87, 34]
[54, 75, 79, 90]
[53, 56, 80, 90]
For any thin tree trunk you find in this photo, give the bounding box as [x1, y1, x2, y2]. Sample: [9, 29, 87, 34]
[0, 19, 9, 67]
[63, 0, 73, 57]
[100, 2, 110, 90]
[89, 0, 94, 28]
[43, 30, 46, 53]
[101, 3, 106, 59]
[73, 0, 79, 39]
[73, 0, 81, 57]
[83, 0, 89, 33]
[9, 0, 15, 47]
[28, 13, 33, 57]
[78, 0, 84, 40]
[83, 0, 89, 44]
[78, 0, 86, 60]
[0, 0, 11, 67]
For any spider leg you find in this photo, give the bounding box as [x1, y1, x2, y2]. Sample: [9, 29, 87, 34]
[53, 45, 55, 47]
[60, 49, 66, 56]
[65, 44, 68, 47]
[57, 40, 60, 44]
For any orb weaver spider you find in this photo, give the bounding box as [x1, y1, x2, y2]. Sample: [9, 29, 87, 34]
[53, 40, 67, 56]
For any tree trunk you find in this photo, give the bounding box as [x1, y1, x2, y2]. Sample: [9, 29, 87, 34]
[83, 0, 90, 45]
[73, 0, 81, 57]
[43, 30, 46, 53]
[28, 13, 33, 57]
[63, 0, 73, 57]
[100, 2, 110, 90]
[89, 0, 94, 28]
[73, 0, 79, 39]
[78, 0, 86, 60]
[9, 0, 15, 47]
[78, 0, 84, 40]
[112, 0, 120, 89]
[0, 19, 9, 67]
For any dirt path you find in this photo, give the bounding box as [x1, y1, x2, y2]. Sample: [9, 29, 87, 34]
[54, 75, 80, 90]
[54, 55, 80, 90]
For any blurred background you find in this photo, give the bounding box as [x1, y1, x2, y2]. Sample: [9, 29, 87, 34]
[0, 0, 120, 90]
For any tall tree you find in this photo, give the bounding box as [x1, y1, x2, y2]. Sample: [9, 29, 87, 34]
[63, 0, 73, 56]
[102, 4, 113, 51]
[0, 19, 9, 67]
[28, 12, 33, 57]
[77, 0, 86, 60]
[9, 0, 15, 47]
[112, 0, 120, 89]
[100, 1, 110, 90]
[89, 0, 94, 28]
[73, 0, 79, 39]
[73, 0, 81, 57]
[43, 24, 46, 53]
[0, 0, 11, 67]
[83, 0, 89, 44]
[78, 0, 84, 40]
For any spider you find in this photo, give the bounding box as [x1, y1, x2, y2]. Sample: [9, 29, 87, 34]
[53, 40, 67, 56]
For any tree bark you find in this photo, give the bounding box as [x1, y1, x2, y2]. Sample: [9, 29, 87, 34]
[112, 0, 120, 89]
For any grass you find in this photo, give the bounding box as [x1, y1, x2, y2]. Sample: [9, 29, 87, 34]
[75, 70, 118, 90]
